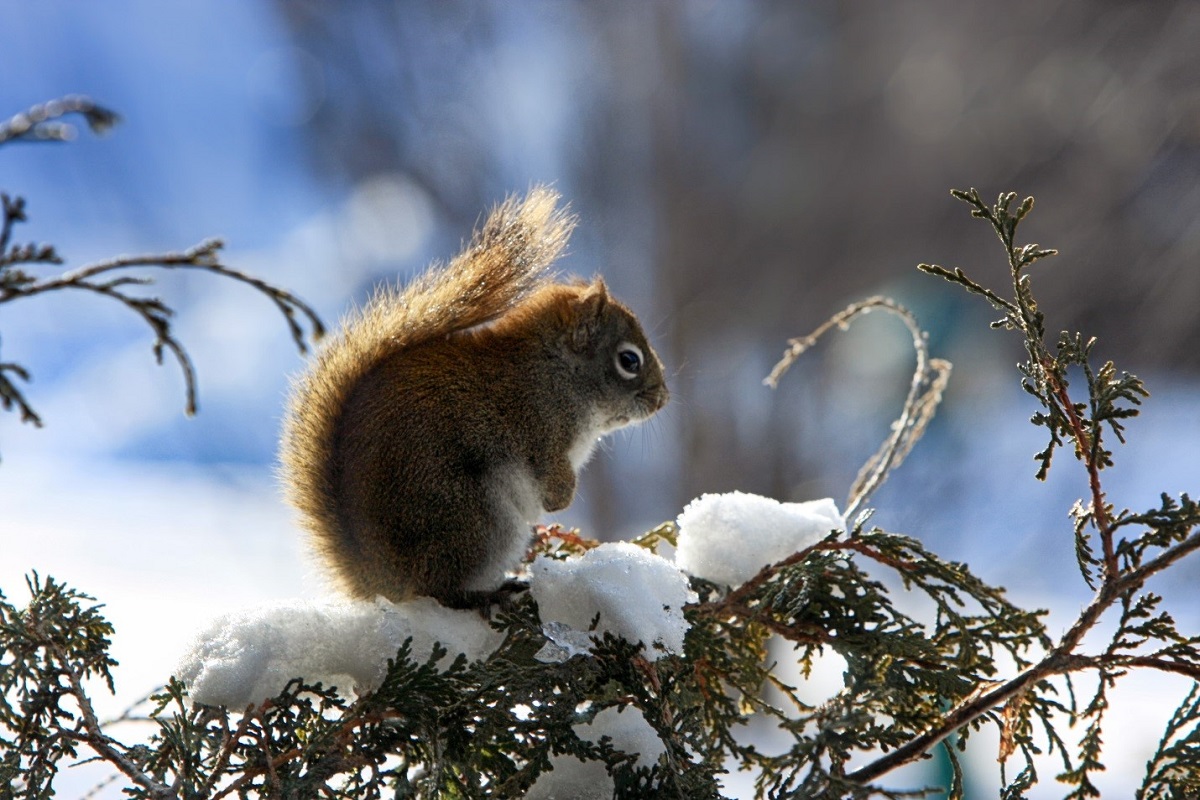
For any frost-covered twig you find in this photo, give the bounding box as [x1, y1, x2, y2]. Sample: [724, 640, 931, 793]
[765, 295, 951, 519]
[0, 95, 119, 145]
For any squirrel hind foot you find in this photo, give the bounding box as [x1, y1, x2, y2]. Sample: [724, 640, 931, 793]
[440, 579, 530, 616]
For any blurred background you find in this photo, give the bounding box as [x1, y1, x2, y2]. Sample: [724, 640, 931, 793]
[2, 1, 1199, 796]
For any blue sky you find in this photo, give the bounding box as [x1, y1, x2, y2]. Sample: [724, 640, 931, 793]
[2, 3, 349, 465]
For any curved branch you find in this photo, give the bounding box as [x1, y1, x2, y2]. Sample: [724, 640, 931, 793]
[764, 296, 952, 519]
[0, 95, 119, 146]
[0, 238, 324, 418]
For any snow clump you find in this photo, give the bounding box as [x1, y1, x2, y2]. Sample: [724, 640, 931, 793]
[525, 705, 666, 799]
[176, 597, 502, 708]
[675, 491, 846, 587]
[530, 541, 695, 662]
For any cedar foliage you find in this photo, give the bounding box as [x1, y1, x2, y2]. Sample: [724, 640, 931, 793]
[3, 101, 1200, 798]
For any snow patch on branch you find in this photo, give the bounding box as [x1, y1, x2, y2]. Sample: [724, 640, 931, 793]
[176, 491, 842, 708]
[526, 705, 666, 799]
[675, 492, 846, 587]
[175, 597, 501, 707]
[530, 541, 695, 662]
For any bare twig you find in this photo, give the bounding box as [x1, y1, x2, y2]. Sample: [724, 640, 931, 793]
[100, 688, 164, 728]
[764, 296, 952, 519]
[0, 237, 324, 418]
[0, 95, 120, 145]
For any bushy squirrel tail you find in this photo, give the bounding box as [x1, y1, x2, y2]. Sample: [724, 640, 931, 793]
[378, 185, 576, 349]
[279, 185, 576, 567]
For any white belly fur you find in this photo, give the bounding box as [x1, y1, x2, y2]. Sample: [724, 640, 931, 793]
[467, 415, 609, 592]
[467, 464, 544, 592]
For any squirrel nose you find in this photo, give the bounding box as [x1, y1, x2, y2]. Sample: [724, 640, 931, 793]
[650, 384, 669, 411]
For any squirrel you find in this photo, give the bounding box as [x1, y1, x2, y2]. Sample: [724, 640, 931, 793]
[280, 186, 668, 609]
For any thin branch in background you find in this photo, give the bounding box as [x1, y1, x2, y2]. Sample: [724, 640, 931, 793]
[100, 688, 164, 729]
[1, 193, 62, 272]
[0, 96, 327, 434]
[0, 339, 42, 427]
[764, 295, 952, 520]
[0, 95, 120, 146]
[1, 236, 326, 418]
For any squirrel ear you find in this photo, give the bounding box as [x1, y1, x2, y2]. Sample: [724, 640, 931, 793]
[570, 278, 609, 352]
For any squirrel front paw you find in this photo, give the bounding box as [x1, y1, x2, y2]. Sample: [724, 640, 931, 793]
[538, 459, 577, 512]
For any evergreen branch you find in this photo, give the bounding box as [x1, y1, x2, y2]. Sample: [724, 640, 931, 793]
[0, 575, 171, 798]
[198, 706, 255, 799]
[916, 263, 1018, 318]
[532, 523, 602, 557]
[693, 527, 1048, 782]
[630, 521, 679, 555]
[696, 533, 919, 622]
[1070, 500, 1101, 590]
[45, 639, 174, 800]
[1138, 683, 1200, 799]
[923, 189, 1146, 584]
[1113, 494, 1200, 570]
[717, 599, 834, 647]
[846, 528, 1200, 786]
[1045, 353, 1118, 576]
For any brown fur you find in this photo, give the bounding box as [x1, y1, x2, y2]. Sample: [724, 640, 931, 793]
[279, 187, 667, 607]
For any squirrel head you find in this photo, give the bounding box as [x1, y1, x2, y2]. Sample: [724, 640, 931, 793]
[507, 278, 668, 432]
[558, 277, 668, 432]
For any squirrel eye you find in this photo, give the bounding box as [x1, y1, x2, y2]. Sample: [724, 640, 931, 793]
[615, 342, 643, 380]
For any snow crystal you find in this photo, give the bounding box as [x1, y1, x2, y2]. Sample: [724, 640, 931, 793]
[529, 541, 695, 662]
[675, 492, 846, 587]
[526, 705, 666, 799]
[535, 620, 596, 663]
[175, 597, 501, 708]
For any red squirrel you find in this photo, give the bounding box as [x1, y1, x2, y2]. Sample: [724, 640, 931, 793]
[280, 187, 668, 608]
